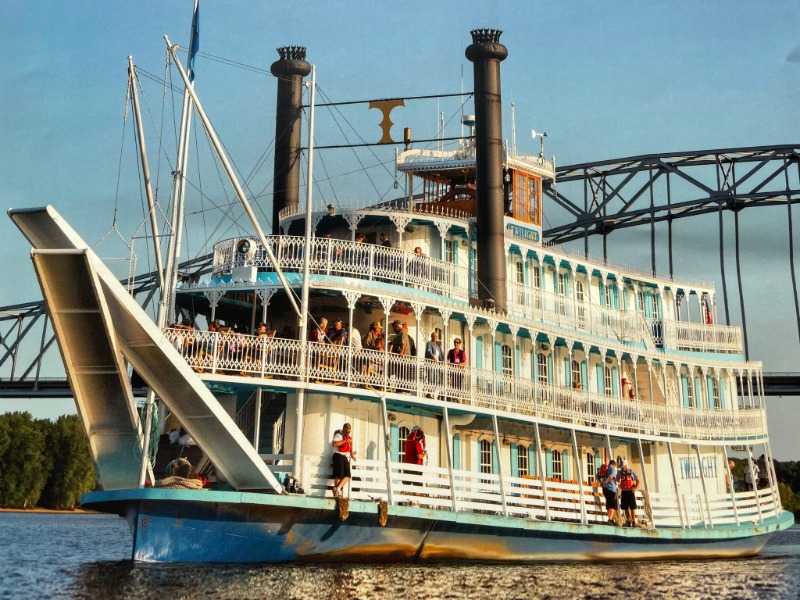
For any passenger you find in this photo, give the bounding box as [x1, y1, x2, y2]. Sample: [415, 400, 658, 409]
[363, 321, 384, 350]
[390, 320, 410, 356]
[726, 459, 737, 492]
[309, 317, 329, 343]
[403, 426, 426, 488]
[413, 246, 424, 256]
[757, 455, 769, 489]
[621, 378, 634, 400]
[602, 459, 622, 525]
[155, 457, 204, 490]
[446, 337, 467, 394]
[617, 460, 639, 526]
[424, 331, 444, 397]
[744, 458, 760, 491]
[327, 319, 348, 346]
[380, 232, 392, 248]
[331, 423, 356, 498]
[355, 233, 366, 243]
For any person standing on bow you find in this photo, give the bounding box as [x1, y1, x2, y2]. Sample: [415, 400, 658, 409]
[331, 423, 356, 498]
[617, 460, 639, 526]
[602, 459, 622, 526]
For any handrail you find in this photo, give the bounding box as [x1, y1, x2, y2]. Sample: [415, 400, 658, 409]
[166, 328, 769, 442]
[211, 235, 472, 301]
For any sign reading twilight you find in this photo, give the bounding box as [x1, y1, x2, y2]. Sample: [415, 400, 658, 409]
[505, 219, 541, 244]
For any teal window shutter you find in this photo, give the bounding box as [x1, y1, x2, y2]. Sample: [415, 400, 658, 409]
[562, 449, 570, 480]
[510, 443, 519, 478]
[476, 336, 484, 369]
[564, 357, 571, 387]
[473, 436, 480, 472]
[681, 374, 690, 407]
[547, 354, 553, 384]
[596, 363, 604, 394]
[494, 342, 503, 374]
[694, 377, 703, 409]
[453, 433, 461, 470]
[546, 449, 553, 478]
[594, 453, 601, 479]
[719, 378, 726, 409]
[611, 367, 619, 396]
[390, 423, 399, 461]
[452, 240, 458, 265]
[706, 376, 714, 409]
[581, 361, 588, 388]
[529, 445, 537, 476]
[612, 285, 619, 309]
[492, 441, 499, 475]
[564, 272, 570, 296]
[515, 344, 521, 376]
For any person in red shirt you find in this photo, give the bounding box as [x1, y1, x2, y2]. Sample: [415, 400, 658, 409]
[403, 426, 426, 489]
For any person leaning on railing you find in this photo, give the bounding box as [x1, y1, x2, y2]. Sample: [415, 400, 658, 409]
[447, 338, 467, 398]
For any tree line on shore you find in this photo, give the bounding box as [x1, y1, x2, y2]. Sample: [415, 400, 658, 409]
[1, 410, 799, 517]
[0, 412, 95, 510]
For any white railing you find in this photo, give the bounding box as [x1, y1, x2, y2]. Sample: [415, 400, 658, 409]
[167, 328, 769, 441]
[659, 320, 744, 354]
[297, 455, 777, 530]
[277, 198, 473, 226]
[212, 235, 471, 301]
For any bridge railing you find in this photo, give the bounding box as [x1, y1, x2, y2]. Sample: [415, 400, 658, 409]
[166, 328, 768, 441]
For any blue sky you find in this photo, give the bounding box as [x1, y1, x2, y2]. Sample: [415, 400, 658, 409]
[2, 1, 799, 458]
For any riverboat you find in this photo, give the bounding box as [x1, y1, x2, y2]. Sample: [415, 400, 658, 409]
[8, 22, 793, 562]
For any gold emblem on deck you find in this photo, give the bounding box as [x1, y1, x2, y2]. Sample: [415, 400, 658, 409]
[369, 99, 405, 144]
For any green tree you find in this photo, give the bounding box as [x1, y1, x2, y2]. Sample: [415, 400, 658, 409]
[0, 412, 49, 508]
[38, 415, 96, 510]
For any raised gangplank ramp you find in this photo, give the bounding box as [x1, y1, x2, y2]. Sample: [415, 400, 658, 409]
[9, 206, 281, 492]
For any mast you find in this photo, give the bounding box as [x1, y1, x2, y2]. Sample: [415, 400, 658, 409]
[163, 0, 200, 322]
[294, 65, 316, 486]
[164, 37, 303, 319]
[129, 55, 163, 488]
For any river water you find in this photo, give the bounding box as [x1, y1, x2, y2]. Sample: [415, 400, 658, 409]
[0, 512, 797, 599]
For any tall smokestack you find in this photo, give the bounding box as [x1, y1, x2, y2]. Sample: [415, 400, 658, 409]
[466, 29, 507, 313]
[271, 46, 312, 235]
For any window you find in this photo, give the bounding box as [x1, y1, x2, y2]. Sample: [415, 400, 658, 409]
[552, 448, 563, 481]
[687, 376, 695, 408]
[537, 353, 548, 384]
[480, 439, 494, 475]
[586, 452, 596, 483]
[604, 366, 613, 396]
[532, 264, 542, 310]
[398, 426, 410, 462]
[557, 272, 567, 315]
[571, 360, 582, 390]
[517, 444, 529, 476]
[512, 171, 541, 225]
[515, 262, 525, 305]
[445, 240, 454, 264]
[576, 280, 586, 327]
[502, 345, 513, 376]
[711, 377, 720, 409]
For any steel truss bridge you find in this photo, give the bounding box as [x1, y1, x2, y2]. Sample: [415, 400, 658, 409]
[3, 144, 800, 399]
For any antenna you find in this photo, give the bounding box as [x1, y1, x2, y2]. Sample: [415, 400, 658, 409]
[511, 102, 516, 155]
[532, 129, 547, 158]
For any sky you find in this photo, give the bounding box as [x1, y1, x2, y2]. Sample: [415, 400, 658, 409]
[1, 1, 799, 458]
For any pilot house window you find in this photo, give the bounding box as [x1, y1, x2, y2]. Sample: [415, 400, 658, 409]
[512, 171, 541, 226]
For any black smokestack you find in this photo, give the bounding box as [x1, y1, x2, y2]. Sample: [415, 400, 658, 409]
[466, 29, 508, 313]
[270, 46, 311, 235]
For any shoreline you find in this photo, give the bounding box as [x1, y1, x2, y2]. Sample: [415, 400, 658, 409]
[0, 507, 99, 515]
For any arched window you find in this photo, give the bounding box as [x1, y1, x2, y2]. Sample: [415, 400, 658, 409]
[571, 360, 582, 389]
[517, 443, 529, 476]
[586, 452, 595, 483]
[552, 448, 563, 481]
[576, 279, 586, 327]
[398, 426, 410, 462]
[537, 353, 548, 384]
[480, 439, 493, 475]
[711, 377, 720, 409]
[502, 344, 513, 376]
